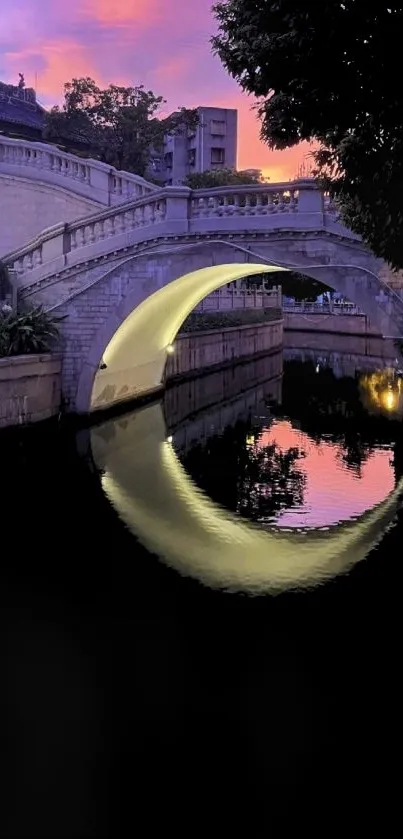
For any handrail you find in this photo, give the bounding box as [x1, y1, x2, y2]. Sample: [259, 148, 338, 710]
[190, 178, 315, 196]
[1, 180, 322, 269]
[5, 178, 403, 327]
[0, 135, 157, 205]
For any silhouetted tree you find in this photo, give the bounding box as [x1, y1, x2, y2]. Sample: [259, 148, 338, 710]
[212, 2, 403, 269]
[44, 77, 199, 176]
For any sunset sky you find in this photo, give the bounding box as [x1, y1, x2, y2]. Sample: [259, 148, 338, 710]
[0, 0, 312, 181]
[258, 420, 394, 528]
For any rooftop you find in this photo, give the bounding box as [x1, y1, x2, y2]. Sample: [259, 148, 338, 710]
[0, 82, 45, 131]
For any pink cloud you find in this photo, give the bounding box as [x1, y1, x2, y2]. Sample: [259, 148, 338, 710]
[257, 421, 394, 528]
[0, 0, 310, 181]
[3, 41, 106, 103]
[79, 0, 163, 28]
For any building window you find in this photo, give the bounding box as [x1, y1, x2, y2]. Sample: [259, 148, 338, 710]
[151, 158, 161, 172]
[188, 148, 196, 166]
[210, 119, 226, 136]
[164, 151, 173, 168]
[211, 147, 225, 165]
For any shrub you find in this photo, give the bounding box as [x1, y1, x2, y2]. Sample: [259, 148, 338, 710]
[0, 305, 61, 357]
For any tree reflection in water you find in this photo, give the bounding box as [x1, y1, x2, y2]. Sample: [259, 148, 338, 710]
[236, 439, 306, 523]
[272, 361, 403, 478]
[181, 419, 307, 524]
[181, 359, 403, 526]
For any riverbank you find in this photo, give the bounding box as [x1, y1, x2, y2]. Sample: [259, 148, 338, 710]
[166, 309, 283, 383]
[0, 353, 61, 429]
[284, 310, 381, 337]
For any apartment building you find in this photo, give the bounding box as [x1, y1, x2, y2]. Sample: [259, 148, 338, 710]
[147, 106, 238, 185]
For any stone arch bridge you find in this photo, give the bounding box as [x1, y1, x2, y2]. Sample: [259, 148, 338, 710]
[3, 177, 403, 414]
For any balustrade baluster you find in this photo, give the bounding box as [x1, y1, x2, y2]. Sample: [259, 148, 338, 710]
[233, 194, 240, 214]
[24, 253, 33, 272]
[97, 220, 106, 239]
[155, 201, 165, 222]
[255, 194, 263, 214]
[113, 213, 122, 234]
[222, 196, 230, 215]
[76, 226, 86, 247]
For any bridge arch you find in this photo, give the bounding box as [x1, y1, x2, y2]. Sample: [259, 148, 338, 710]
[90, 401, 403, 594]
[65, 232, 403, 414]
[78, 261, 286, 413]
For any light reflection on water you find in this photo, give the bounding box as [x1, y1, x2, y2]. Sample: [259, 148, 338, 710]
[245, 419, 394, 528]
[91, 351, 403, 595]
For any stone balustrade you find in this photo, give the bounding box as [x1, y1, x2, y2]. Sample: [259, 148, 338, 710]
[195, 287, 282, 312]
[3, 180, 341, 287]
[0, 136, 157, 207]
[190, 183, 301, 217]
[283, 301, 363, 315]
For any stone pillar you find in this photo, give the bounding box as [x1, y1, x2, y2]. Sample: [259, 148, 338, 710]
[297, 181, 324, 213]
[164, 187, 191, 235]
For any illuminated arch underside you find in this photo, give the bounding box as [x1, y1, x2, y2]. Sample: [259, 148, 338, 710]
[91, 263, 285, 410]
[91, 403, 403, 595]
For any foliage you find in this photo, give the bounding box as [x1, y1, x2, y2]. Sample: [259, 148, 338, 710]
[212, 2, 403, 269]
[0, 306, 60, 357]
[44, 77, 199, 178]
[0, 260, 11, 299]
[184, 168, 265, 188]
[245, 270, 330, 300]
[179, 308, 281, 333]
[271, 360, 403, 475]
[182, 419, 306, 523]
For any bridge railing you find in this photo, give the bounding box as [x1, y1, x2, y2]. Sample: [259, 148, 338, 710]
[3, 180, 334, 283]
[195, 287, 282, 312]
[0, 136, 157, 207]
[283, 301, 364, 315]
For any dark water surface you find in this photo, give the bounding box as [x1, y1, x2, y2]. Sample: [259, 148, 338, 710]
[1, 342, 402, 837]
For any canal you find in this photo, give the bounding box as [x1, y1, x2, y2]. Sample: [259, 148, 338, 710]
[1, 334, 402, 837]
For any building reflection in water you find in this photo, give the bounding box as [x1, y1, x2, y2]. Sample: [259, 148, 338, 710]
[360, 369, 403, 418]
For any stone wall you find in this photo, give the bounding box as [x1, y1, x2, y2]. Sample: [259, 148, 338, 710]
[165, 349, 283, 440]
[165, 319, 283, 381]
[0, 176, 101, 254]
[378, 263, 403, 294]
[284, 311, 381, 336]
[0, 354, 61, 429]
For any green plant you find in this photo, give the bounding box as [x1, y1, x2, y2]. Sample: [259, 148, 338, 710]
[0, 306, 61, 357]
[212, 2, 403, 269]
[0, 259, 11, 298]
[184, 168, 265, 188]
[44, 77, 199, 177]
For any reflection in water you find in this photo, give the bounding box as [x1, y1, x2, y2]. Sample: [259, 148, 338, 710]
[91, 354, 403, 595]
[249, 421, 394, 527]
[360, 368, 403, 418]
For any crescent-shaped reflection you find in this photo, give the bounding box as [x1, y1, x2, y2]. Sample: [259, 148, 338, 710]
[91, 402, 403, 594]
